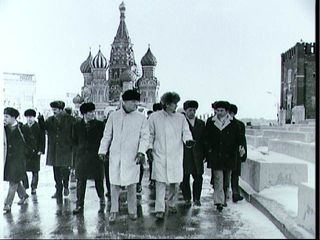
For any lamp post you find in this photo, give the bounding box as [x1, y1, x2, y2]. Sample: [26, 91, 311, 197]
[266, 91, 280, 125]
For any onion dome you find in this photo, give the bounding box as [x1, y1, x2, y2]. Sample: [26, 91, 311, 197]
[120, 69, 136, 82]
[80, 51, 92, 73]
[119, 1, 126, 12]
[141, 47, 157, 66]
[92, 48, 107, 68]
[72, 94, 84, 104]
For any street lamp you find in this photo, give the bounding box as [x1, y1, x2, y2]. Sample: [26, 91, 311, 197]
[266, 91, 280, 125]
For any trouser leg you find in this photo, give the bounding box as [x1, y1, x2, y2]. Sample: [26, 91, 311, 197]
[181, 173, 191, 201]
[167, 183, 178, 208]
[76, 179, 87, 207]
[148, 161, 152, 181]
[104, 162, 110, 194]
[16, 182, 27, 199]
[31, 171, 39, 190]
[22, 173, 29, 189]
[155, 181, 166, 212]
[223, 170, 231, 202]
[210, 168, 215, 186]
[127, 183, 137, 215]
[95, 180, 104, 198]
[231, 171, 240, 196]
[192, 173, 203, 201]
[4, 182, 19, 206]
[110, 184, 121, 213]
[139, 164, 144, 185]
[213, 170, 224, 205]
[53, 166, 63, 198]
[61, 167, 70, 189]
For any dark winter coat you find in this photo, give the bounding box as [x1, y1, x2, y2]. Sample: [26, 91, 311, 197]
[38, 112, 74, 167]
[233, 118, 247, 175]
[205, 116, 244, 171]
[73, 119, 105, 180]
[21, 122, 45, 172]
[4, 124, 27, 182]
[183, 118, 206, 175]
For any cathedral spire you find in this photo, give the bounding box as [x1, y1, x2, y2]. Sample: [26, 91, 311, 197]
[115, 2, 130, 42]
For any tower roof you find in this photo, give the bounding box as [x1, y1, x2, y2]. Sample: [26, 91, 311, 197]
[114, 2, 130, 43]
[80, 51, 92, 73]
[120, 68, 136, 82]
[141, 46, 157, 66]
[92, 48, 107, 69]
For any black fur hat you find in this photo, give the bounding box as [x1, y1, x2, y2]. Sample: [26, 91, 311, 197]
[80, 102, 95, 114]
[183, 100, 199, 110]
[50, 100, 65, 110]
[122, 89, 140, 101]
[24, 109, 36, 117]
[214, 101, 230, 110]
[4, 107, 19, 118]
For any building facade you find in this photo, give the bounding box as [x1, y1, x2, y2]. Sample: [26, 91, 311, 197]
[76, 2, 160, 118]
[280, 41, 316, 122]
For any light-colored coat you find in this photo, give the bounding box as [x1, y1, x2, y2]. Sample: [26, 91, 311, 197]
[98, 108, 149, 186]
[148, 110, 193, 183]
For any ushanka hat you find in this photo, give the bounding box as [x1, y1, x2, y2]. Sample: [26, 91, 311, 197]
[214, 101, 230, 110]
[160, 92, 180, 105]
[50, 100, 65, 110]
[183, 100, 199, 110]
[24, 109, 36, 117]
[122, 89, 140, 101]
[80, 102, 95, 114]
[4, 107, 19, 118]
[229, 104, 238, 115]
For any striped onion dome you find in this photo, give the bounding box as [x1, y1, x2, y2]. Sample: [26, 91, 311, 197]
[120, 69, 136, 82]
[92, 49, 107, 69]
[80, 51, 92, 73]
[141, 47, 157, 66]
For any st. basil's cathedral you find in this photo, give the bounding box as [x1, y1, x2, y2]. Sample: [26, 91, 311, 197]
[73, 2, 159, 118]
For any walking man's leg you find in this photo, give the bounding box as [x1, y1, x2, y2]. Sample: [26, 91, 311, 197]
[73, 179, 86, 214]
[192, 173, 203, 206]
[53, 166, 63, 200]
[127, 183, 137, 219]
[167, 183, 178, 213]
[155, 181, 166, 219]
[181, 173, 191, 205]
[31, 171, 39, 194]
[109, 184, 121, 223]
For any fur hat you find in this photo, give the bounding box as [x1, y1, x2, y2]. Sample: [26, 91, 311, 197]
[229, 104, 238, 115]
[122, 89, 140, 101]
[160, 92, 180, 106]
[80, 102, 95, 114]
[183, 100, 199, 110]
[214, 101, 230, 110]
[4, 107, 19, 118]
[24, 109, 36, 117]
[50, 100, 65, 110]
[152, 103, 163, 111]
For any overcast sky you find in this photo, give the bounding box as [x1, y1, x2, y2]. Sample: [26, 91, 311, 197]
[0, 0, 315, 119]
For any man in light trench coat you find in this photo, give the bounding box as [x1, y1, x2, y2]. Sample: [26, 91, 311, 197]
[147, 92, 195, 220]
[98, 89, 149, 223]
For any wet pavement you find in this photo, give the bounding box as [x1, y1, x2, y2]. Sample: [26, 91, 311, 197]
[1, 161, 285, 239]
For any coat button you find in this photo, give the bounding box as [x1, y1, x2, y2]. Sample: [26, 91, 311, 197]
[8, 145, 12, 148]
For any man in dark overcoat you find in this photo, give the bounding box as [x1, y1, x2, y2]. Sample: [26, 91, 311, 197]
[72, 102, 105, 214]
[38, 100, 74, 202]
[180, 100, 206, 207]
[3, 107, 29, 213]
[204, 101, 246, 212]
[228, 104, 247, 202]
[21, 109, 45, 195]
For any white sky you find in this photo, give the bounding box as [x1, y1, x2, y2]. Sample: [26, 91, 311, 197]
[0, 0, 315, 119]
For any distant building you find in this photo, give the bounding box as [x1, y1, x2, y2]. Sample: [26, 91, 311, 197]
[75, 2, 160, 119]
[3, 72, 36, 120]
[280, 41, 316, 123]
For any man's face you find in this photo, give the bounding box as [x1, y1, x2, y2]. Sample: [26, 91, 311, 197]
[216, 108, 227, 119]
[4, 114, 15, 126]
[185, 108, 197, 119]
[84, 110, 95, 121]
[123, 100, 138, 113]
[229, 112, 235, 118]
[165, 102, 177, 113]
[26, 116, 35, 125]
[52, 108, 63, 115]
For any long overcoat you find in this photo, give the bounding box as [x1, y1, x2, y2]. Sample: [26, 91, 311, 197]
[4, 124, 27, 182]
[98, 108, 149, 186]
[183, 117, 206, 175]
[38, 111, 74, 167]
[73, 118, 105, 180]
[233, 118, 247, 175]
[205, 115, 243, 171]
[148, 110, 193, 183]
[22, 122, 45, 172]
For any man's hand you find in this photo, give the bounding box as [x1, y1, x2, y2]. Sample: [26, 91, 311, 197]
[135, 152, 145, 165]
[239, 146, 246, 158]
[146, 149, 153, 163]
[185, 140, 196, 148]
[98, 154, 106, 162]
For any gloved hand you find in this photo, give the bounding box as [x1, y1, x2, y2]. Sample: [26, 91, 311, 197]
[239, 146, 246, 158]
[135, 152, 145, 165]
[37, 112, 44, 120]
[146, 149, 153, 163]
[185, 140, 196, 148]
[98, 154, 106, 162]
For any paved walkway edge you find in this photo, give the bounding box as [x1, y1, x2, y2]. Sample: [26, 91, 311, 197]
[239, 179, 314, 239]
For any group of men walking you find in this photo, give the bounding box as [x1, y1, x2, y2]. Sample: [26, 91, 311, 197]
[3, 89, 246, 223]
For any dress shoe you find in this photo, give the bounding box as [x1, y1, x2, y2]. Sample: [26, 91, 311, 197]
[168, 206, 177, 214]
[216, 204, 223, 212]
[232, 194, 244, 203]
[128, 213, 137, 221]
[51, 192, 57, 198]
[194, 200, 201, 206]
[18, 194, 29, 205]
[155, 212, 164, 220]
[63, 188, 69, 196]
[73, 206, 84, 214]
[31, 188, 36, 195]
[3, 204, 11, 212]
[109, 212, 117, 223]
